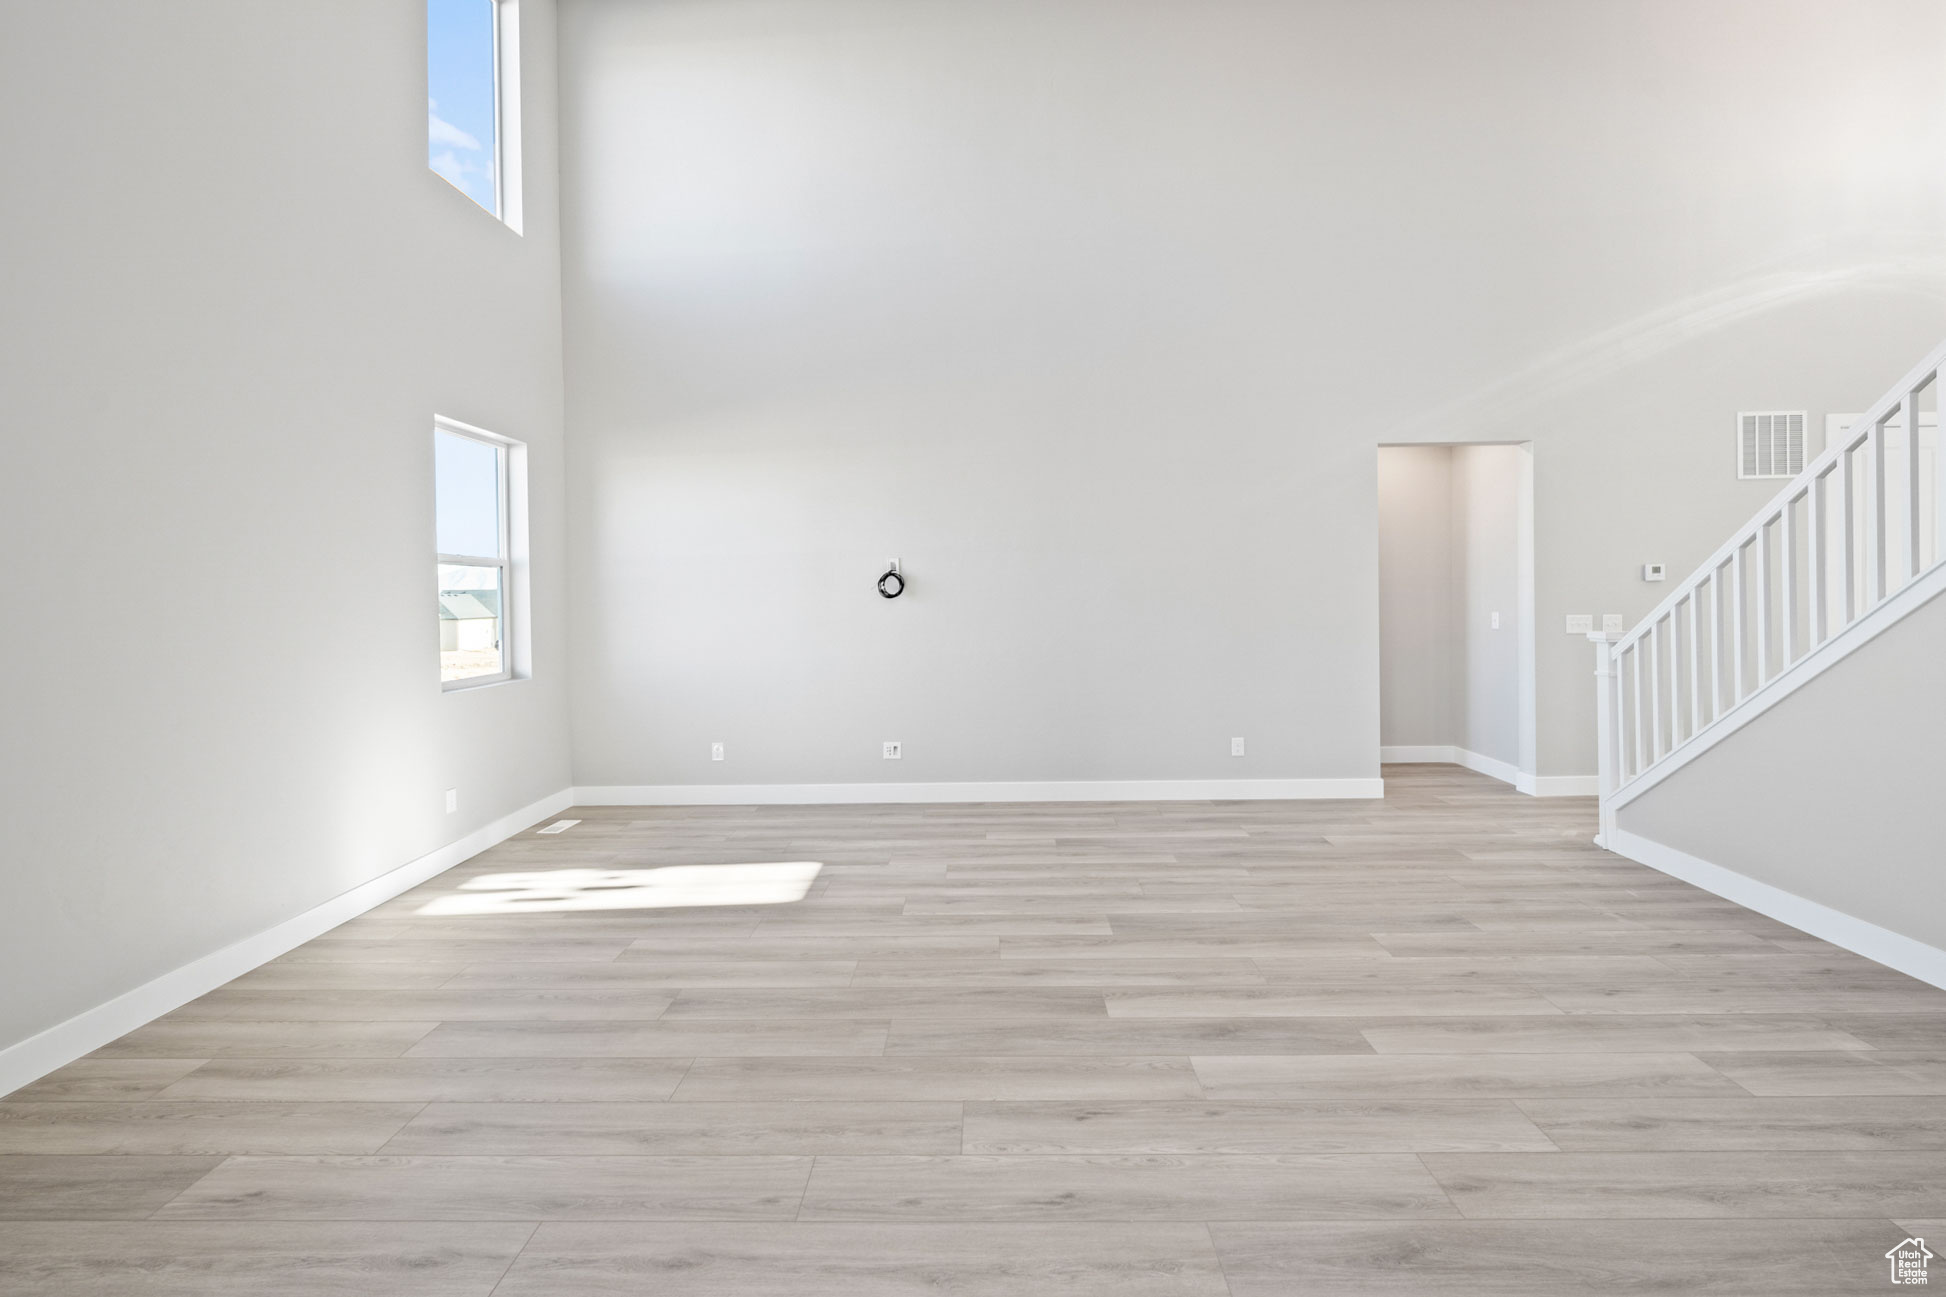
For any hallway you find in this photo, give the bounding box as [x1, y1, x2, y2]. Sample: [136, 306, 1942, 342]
[4, 766, 1944, 1294]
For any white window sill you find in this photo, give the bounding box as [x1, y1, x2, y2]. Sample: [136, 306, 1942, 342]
[441, 675, 530, 694]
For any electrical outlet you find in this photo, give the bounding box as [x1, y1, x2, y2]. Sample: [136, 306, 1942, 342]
[710, 741, 725, 762]
[1490, 611, 1500, 630]
[444, 788, 458, 814]
[1564, 614, 1593, 635]
[1602, 614, 1624, 634]
[1230, 737, 1246, 757]
[882, 741, 902, 760]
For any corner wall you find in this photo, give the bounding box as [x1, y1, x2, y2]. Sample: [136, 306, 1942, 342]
[0, 2, 573, 1070]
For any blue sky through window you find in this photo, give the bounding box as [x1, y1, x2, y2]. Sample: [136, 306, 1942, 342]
[436, 431, 501, 559]
[428, 0, 497, 213]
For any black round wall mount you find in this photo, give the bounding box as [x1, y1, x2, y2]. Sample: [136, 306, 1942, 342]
[878, 567, 905, 599]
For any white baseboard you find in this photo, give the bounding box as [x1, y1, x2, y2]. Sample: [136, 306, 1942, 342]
[1380, 746, 1592, 797]
[573, 777, 1385, 806]
[1606, 826, 1946, 991]
[1453, 748, 1523, 788]
[1383, 745, 1517, 784]
[1519, 773, 1599, 797]
[0, 787, 575, 1100]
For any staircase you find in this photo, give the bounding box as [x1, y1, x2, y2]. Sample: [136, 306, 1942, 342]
[1589, 338, 1946, 847]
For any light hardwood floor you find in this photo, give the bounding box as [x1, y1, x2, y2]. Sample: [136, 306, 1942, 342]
[4, 765, 1945, 1294]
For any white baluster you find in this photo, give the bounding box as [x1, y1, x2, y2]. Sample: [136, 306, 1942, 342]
[1754, 523, 1770, 686]
[1630, 640, 1643, 778]
[1808, 470, 1826, 647]
[1647, 621, 1661, 761]
[1686, 593, 1700, 737]
[1590, 633, 1619, 845]
[1871, 415, 1888, 606]
[1709, 568, 1723, 720]
[1781, 500, 1797, 667]
[1731, 543, 1746, 702]
[1907, 389, 1926, 580]
[1666, 608, 1680, 745]
[1840, 445, 1856, 629]
[1934, 372, 1946, 572]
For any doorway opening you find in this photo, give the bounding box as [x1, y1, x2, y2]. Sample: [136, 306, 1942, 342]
[1376, 443, 1538, 792]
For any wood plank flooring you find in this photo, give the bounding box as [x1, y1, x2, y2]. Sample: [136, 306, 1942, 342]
[4, 764, 1945, 1294]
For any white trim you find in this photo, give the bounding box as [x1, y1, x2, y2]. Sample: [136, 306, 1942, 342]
[1515, 443, 1539, 781]
[1453, 748, 1523, 788]
[1380, 746, 1590, 797]
[0, 787, 574, 1100]
[1519, 773, 1599, 797]
[1605, 827, 1946, 991]
[573, 778, 1384, 806]
[489, 0, 504, 219]
[1610, 561, 1946, 812]
[494, 0, 523, 234]
[1380, 745, 1519, 784]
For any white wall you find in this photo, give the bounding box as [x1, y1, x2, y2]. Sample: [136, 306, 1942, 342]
[0, 3, 572, 1062]
[1377, 447, 1457, 750]
[558, 0, 1946, 792]
[1451, 445, 1527, 769]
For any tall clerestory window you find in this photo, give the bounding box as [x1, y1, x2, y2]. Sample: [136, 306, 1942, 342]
[428, 0, 522, 229]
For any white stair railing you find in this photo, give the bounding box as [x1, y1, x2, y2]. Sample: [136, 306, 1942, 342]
[1591, 338, 1946, 841]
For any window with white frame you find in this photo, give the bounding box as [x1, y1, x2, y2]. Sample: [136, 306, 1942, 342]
[427, 0, 522, 229]
[435, 420, 520, 686]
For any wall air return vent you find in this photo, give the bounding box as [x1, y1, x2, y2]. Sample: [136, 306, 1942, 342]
[1738, 411, 1807, 479]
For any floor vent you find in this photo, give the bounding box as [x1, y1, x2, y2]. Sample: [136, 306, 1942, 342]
[535, 819, 581, 835]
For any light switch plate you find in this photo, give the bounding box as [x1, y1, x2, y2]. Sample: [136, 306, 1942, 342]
[1565, 614, 1593, 634]
[1602, 614, 1624, 634]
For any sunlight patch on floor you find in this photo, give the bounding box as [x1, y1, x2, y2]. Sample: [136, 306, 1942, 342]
[416, 862, 823, 915]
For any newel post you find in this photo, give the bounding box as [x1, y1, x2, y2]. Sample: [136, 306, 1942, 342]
[1587, 631, 1621, 848]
